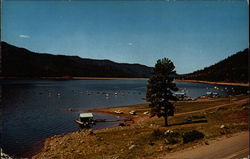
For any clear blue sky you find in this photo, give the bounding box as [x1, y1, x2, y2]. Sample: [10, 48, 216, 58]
[2, 0, 249, 74]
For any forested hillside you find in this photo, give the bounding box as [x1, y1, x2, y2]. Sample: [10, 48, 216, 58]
[1, 42, 153, 78]
[183, 49, 249, 83]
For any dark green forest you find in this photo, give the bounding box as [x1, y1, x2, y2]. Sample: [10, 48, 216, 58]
[1, 42, 153, 78]
[1, 42, 248, 82]
[183, 48, 249, 83]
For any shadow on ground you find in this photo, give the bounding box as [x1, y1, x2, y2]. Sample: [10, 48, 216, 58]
[170, 119, 208, 126]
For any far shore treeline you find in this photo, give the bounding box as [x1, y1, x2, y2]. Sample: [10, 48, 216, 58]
[182, 48, 249, 83]
[1, 42, 248, 83]
[1, 42, 153, 78]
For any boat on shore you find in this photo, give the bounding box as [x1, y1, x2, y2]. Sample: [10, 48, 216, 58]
[75, 113, 95, 127]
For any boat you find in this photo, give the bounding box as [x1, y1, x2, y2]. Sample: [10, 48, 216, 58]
[174, 92, 187, 100]
[206, 91, 219, 97]
[129, 110, 136, 115]
[75, 113, 95, 127]
[114, 110, 124, 114]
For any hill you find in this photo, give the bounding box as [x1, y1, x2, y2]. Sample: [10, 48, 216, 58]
[1, 42, 153, 78]
[183, 49, 249, 83]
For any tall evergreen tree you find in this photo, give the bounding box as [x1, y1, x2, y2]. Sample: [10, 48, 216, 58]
[146, 58, 178, 126]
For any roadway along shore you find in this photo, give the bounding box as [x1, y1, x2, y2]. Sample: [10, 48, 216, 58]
[163, 131, 249, 159]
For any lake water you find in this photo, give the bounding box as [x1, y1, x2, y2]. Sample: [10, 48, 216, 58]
[0, 79, 247, 158]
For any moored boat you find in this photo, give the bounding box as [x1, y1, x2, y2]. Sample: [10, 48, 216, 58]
[75, 113, 95, 127]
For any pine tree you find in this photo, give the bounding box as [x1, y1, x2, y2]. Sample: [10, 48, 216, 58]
[146, 58, 178, 126]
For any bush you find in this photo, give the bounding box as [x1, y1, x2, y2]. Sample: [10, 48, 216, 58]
[165, 136, 178, 145]
[165, 131, 180, 138]
[182, 130, 205, 143]
[150, 129, 181, 145]
[151, 129, 164, 140]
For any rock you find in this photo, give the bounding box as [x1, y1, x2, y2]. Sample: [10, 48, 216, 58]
[88, 129, 96, 135]
[114, 110, 124, 114]
[1, 148, 13, 159]
[241, 106, 249, 110]
[186, 116, 193, 121]
[164, 130, 170, 134]
[164, 130, 174, 135]
[143, 111, 149, 114]
[160, 146, 163, 151]
[165, 139, 170, 144]
[166, 147, 173, 151]
[220, 125, 225, 129]
[129, 110, 136, 115]
[80, 140, 84, 144]
[119, 122, 129, 126]
[129, 145, 136, 150]
[148, 141, 154, 146]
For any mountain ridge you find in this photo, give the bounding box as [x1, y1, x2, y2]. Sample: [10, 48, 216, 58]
[1, 42, 248, 83]
[1, 42, 153, 78]
[182, 48, 249, 83]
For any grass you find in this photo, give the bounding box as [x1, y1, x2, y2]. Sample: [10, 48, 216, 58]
[175, 97, 233, 113]
[33, 95, 249, 159]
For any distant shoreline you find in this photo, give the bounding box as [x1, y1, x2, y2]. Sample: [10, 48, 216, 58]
[72, 77, 149, 80]
[0, 76, 149, 80]
[175, 79, 249, 87]
[0, 76, 248, 87]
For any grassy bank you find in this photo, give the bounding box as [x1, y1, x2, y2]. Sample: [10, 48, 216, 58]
[32, 95, 249, 159]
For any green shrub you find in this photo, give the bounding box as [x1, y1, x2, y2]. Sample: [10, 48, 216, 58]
[150, 129, 181, 145]
[164, 130, 181, 144]
[151, 129, 164, 140]
[165, 131, 180, 138]
[182, 130, 205, 143]
[165, 136, 178, 145]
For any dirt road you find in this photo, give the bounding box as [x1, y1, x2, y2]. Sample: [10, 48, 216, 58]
[163, 131, 249, 159]
[175, 98, 248, 117]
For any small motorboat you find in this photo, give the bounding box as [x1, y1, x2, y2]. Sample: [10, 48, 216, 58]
[129, 110, 136, 115]
[75, 113, 95, 127]
[114, 110, 124, 114]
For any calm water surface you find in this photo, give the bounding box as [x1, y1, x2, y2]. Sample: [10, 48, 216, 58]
[0, 79, 247, 158]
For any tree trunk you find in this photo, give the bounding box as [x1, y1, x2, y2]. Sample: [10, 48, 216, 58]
[164, 115, 168, 126]
[164, 105, 169, 126]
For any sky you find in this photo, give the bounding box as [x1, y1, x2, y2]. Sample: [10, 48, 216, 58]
[2, 0, 249, 74]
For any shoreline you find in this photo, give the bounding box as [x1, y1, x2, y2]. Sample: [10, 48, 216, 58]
[88, 96, 249, 126]
[175, 79, 249, 87]
[32, 95, 249, 159]
[0, 76, 149, 80]
[1, 76, 248, 86]
[88, 104, 151, 126]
